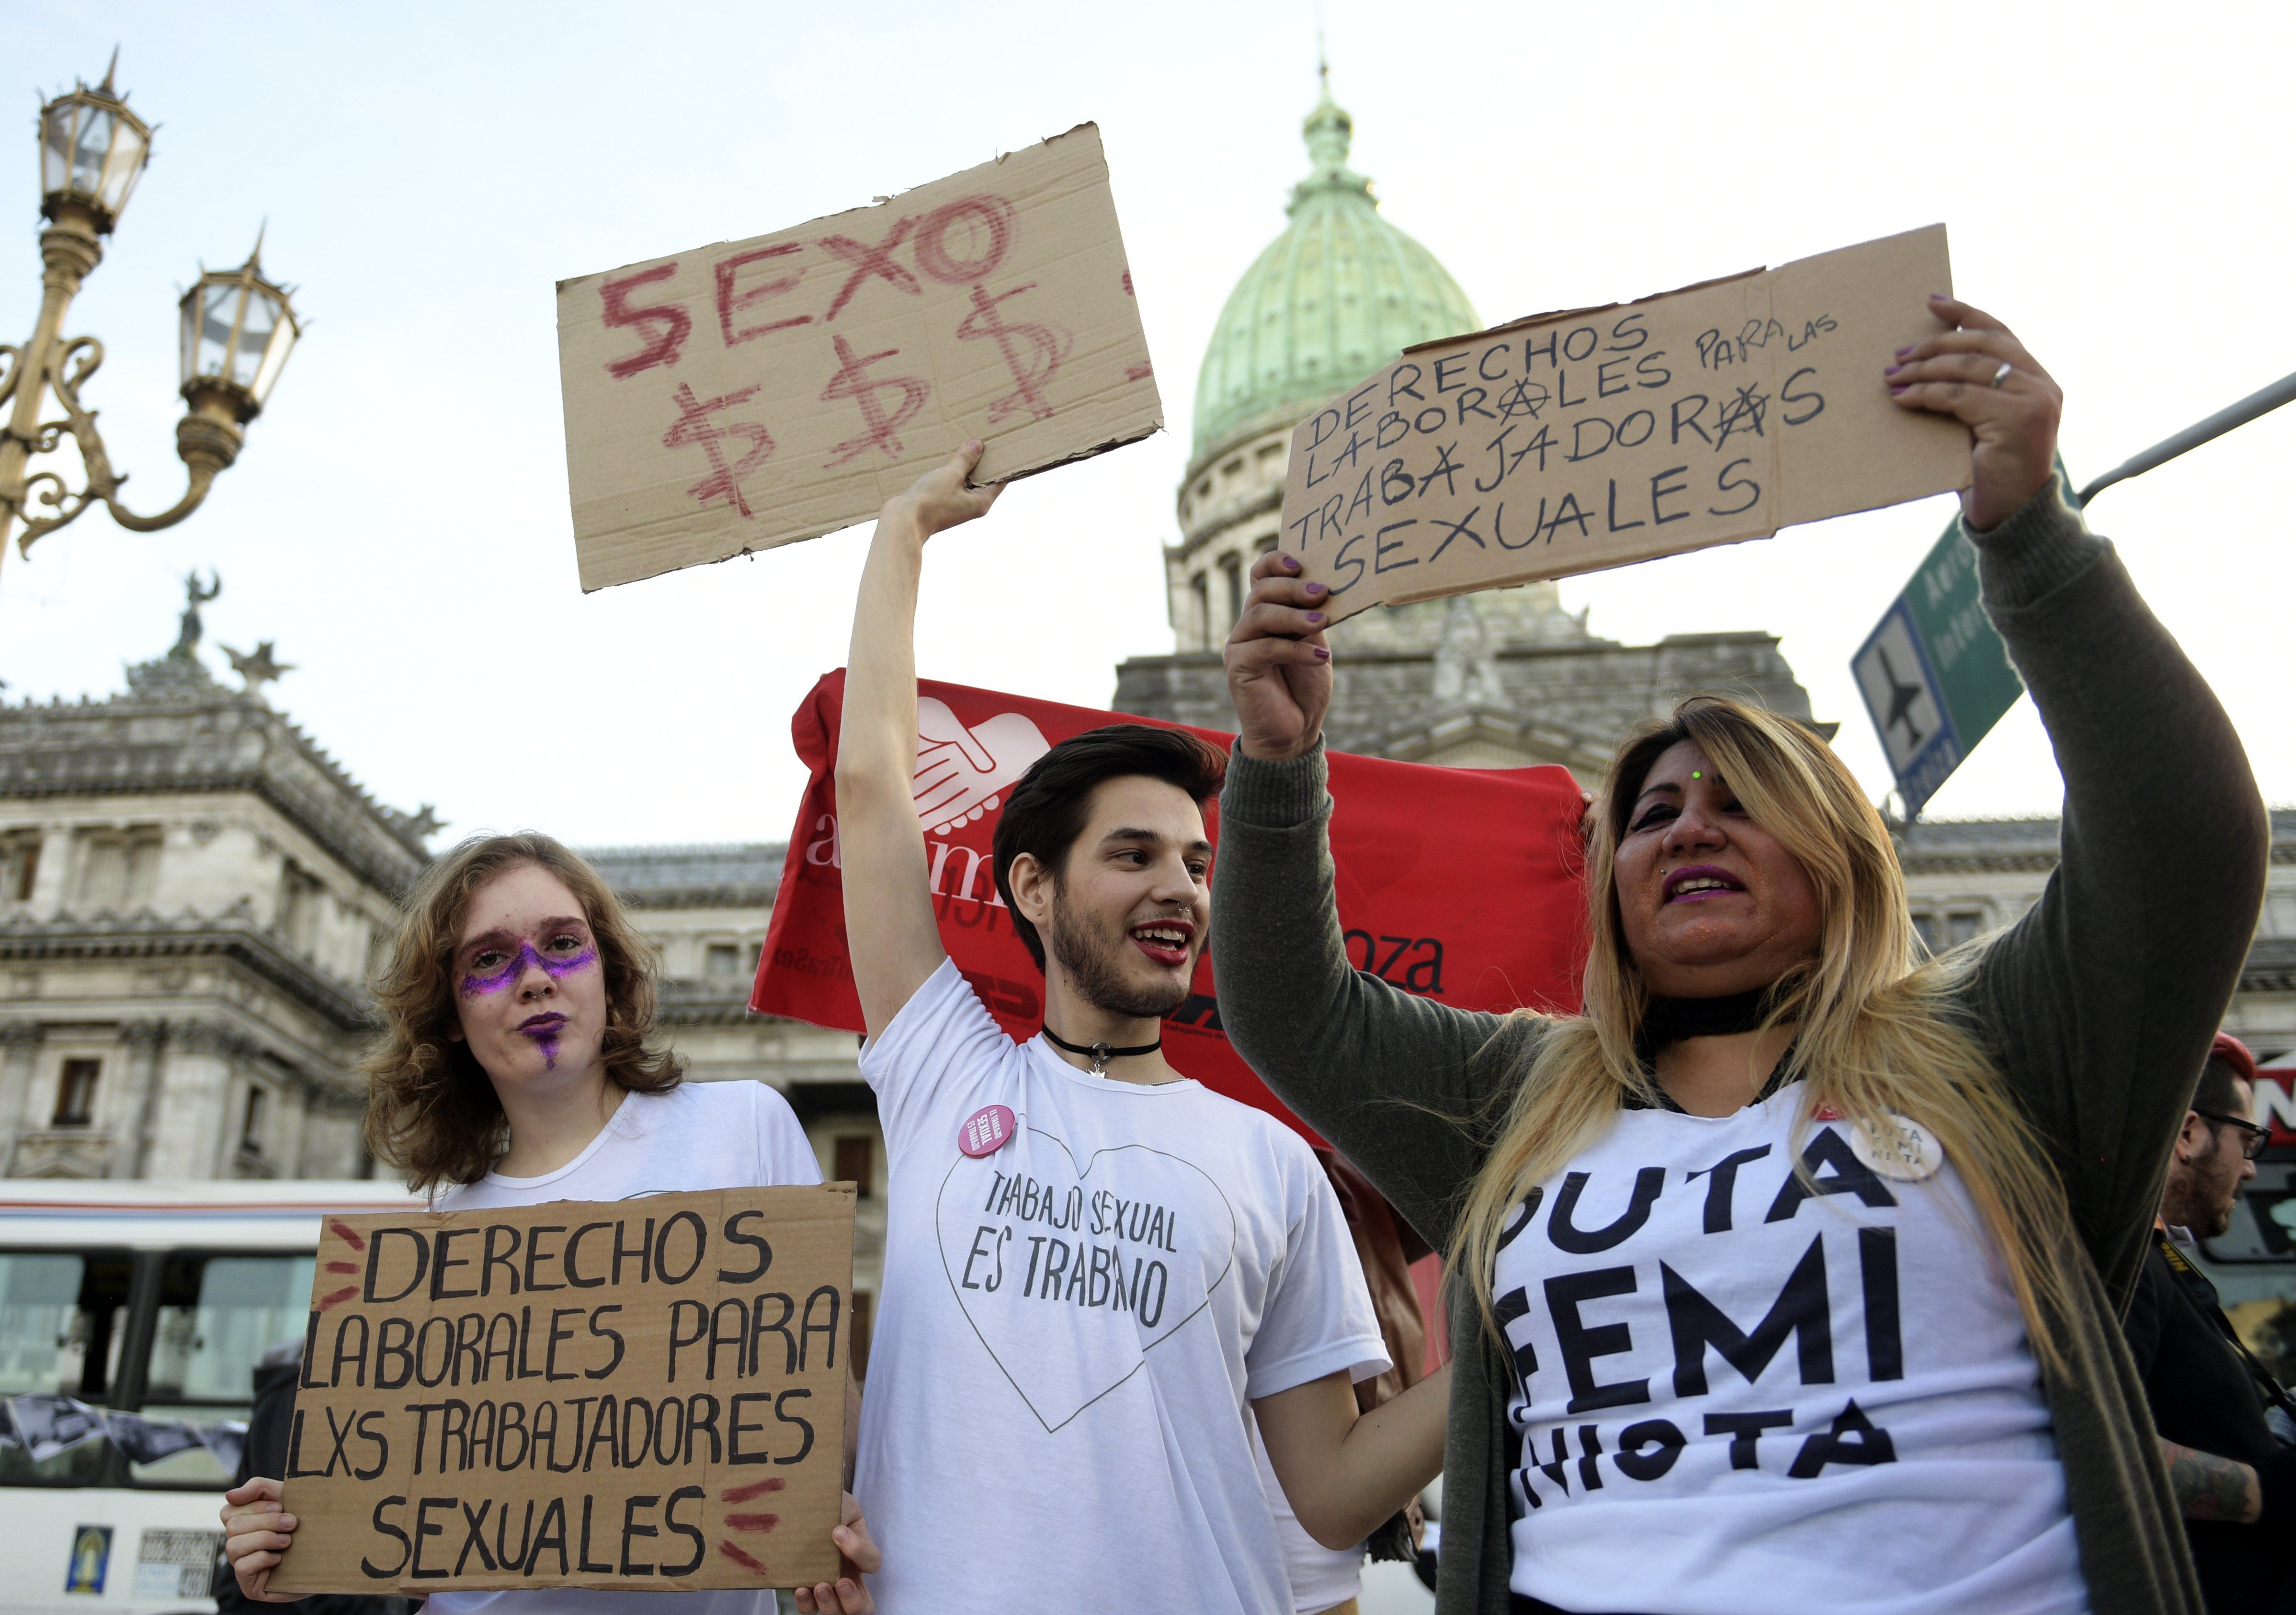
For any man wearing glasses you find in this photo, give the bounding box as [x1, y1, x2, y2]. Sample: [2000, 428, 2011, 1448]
[2125, 1032, 2296, 1613]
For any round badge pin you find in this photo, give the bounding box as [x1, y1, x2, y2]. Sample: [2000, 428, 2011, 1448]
[1850, 1113, 1944, 1182]
[958, 1103, 1016, 1158]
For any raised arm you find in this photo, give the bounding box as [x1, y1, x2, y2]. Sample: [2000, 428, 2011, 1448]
[1890, 299, 2270, 1298]
[1215, 550, 1529, 1243]
[837, 442, 1001, 1037]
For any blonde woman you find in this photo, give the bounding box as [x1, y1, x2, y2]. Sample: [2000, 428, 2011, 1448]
[219, 834, 880, 1615]
[1212, 296, 2270, 1615]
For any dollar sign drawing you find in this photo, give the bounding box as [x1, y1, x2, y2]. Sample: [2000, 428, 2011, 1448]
[662, 381, 775, 517]
[820, 334, 932, 466]
[957, 282, 1071, 424]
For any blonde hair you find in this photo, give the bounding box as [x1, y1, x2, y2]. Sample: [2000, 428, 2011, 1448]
[362, 833, 682, 1191]
[1446, 697, 2075, 1374]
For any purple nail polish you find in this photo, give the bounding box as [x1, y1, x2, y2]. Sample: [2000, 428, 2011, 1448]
[1312, 646, 1331, 661]
[1888, 384, 1908, 395]
[1281, 555, 1300, 570]
[1883, 364, 1901, 376]
[1305, 611, 1326, 625]
[1304, 580, 1326, 596]
[1893, 346, 1911, 358]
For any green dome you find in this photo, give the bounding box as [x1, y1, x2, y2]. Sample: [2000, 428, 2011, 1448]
[1190, 81, 1479, 465]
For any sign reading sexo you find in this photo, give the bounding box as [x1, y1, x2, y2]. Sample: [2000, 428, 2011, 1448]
[556, 124, 1161, 592]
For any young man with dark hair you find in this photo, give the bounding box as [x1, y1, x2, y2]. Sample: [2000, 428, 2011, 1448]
[2126, 1033, 2296, 1613]
[989, 721, 1227, 979]
[834, 443, 1449, 1614]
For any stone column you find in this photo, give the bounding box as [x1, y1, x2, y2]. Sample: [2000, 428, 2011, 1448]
[298, 1093, 365, 1178]
[144, 1023, 239, 1180]
[115, 1021, 170, 1180]
[25, 818, 73, 916]
[0, 1023, 46, 1171]
[273, 1073, 311, 1176]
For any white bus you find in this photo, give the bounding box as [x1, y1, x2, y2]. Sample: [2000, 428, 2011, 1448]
[0, 1181, 419, 1614]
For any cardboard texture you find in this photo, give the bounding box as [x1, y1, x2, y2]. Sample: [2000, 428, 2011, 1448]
[558, 123, 1160, 591]
[269, 1186, 854, 1595]
[1277, 226, 1970, 622]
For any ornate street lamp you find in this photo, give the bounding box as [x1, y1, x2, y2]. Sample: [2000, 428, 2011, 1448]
[0, 53, 301, 576]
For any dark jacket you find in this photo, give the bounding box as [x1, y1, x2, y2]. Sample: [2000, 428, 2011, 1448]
[2126, 1230, 2296, 1612]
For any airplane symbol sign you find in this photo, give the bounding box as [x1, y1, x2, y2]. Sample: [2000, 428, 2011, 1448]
[1854, 603, 1953, 787]
[1852, 513, 2026, 817]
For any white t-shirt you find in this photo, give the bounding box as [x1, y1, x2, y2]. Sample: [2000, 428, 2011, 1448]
[854, 959, 1389, 1615]
[419, 1080, 821, 1615]
[1494, 1081, 2089, 1615]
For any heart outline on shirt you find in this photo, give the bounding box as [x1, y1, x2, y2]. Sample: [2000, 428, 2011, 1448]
[936, 1122, 1238, 1433]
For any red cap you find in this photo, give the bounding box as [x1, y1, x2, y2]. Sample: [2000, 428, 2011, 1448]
[2211, 1031, 2258, 1088]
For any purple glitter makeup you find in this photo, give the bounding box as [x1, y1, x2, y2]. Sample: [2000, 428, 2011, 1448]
[521, 1019, 565, 1069]
[459, 941, 598, 998]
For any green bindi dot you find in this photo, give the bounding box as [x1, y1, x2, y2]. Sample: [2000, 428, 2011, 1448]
[1692, 770, 1703, 779]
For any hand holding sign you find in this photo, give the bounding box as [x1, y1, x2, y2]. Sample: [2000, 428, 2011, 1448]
[883, 438, 1004, 540]
[219, 1478, 298, 1604]
[789, 1492, 880, 1615]
[1886, 295, 2063, 532]
[1222, 551, 1334, 762]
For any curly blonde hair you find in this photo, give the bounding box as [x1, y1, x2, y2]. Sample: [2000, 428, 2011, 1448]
[362, 833, 682, 1191]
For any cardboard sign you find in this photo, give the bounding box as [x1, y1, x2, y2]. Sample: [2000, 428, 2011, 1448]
[270, 1186, 854, 1595]
[1278, 226, 1970, 622]
[750, 672, 1591, 1142]
[557, 123, 1161, 591]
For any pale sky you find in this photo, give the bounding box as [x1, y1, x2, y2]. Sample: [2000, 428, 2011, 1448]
[5, 0, 2290, 849]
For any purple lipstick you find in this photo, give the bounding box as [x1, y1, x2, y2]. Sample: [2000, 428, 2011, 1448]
[518, 1011, 569, 1069]
[1664, 865, 1746, 903]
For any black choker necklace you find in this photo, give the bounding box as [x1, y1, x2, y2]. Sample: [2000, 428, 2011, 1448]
[1640, 988, 1774, 1046]
[1636, 989, 1795, 1113]
[1042, 1026, 1162, 1074]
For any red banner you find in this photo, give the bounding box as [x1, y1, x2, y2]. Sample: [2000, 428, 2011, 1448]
[752, 671, 1589, 1141]
[2259, 1068, 2296, 1149]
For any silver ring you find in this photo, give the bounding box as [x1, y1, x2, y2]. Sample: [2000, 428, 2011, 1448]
[1988, 360, 2014, 389]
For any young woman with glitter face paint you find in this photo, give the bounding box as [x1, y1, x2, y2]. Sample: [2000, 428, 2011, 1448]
[445, 860, 617, 1174]
[362, 834, 688, 1189]
[222, 835, 881, 1615]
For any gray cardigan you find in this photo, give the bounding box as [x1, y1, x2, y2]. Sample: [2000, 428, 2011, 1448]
[1211, 485, 2269, 1615]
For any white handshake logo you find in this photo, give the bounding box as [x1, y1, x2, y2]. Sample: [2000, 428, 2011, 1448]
[912, 699, 1051, 835]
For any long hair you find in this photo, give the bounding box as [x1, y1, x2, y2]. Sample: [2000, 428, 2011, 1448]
[362, 833, 682, 1191]
[1446, 696, 2077, 1374]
